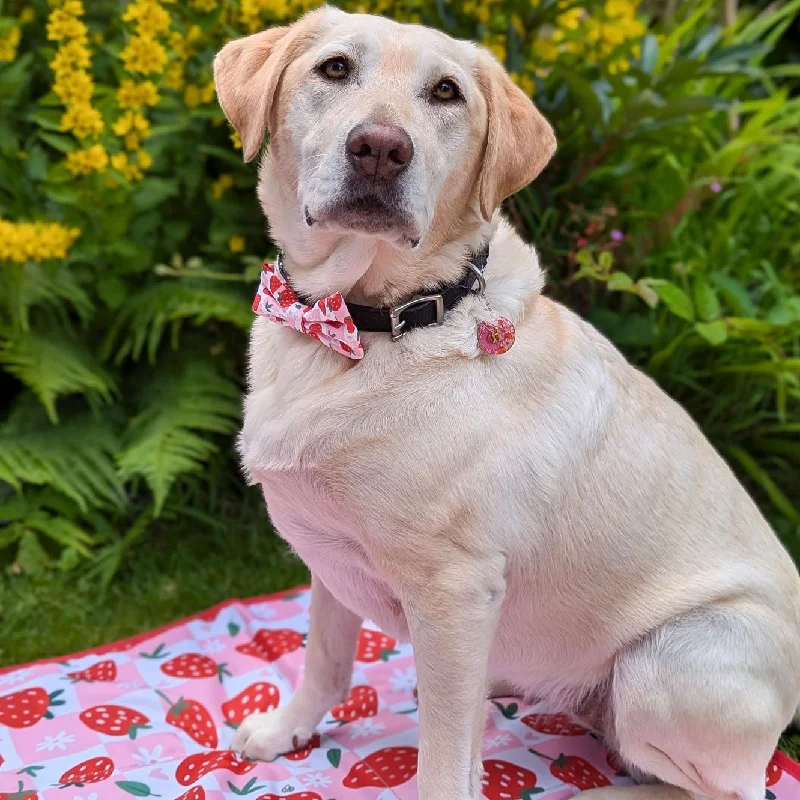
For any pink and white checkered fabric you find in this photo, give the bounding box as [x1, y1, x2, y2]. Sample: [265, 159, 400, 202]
[1, 587, 798, 800]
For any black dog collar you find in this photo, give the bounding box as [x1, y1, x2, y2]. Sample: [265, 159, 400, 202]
[285, 244, 489, 341]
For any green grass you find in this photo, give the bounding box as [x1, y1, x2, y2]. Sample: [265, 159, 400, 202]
[0, 498, 308, 668]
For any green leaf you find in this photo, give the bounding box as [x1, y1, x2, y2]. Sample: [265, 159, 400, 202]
[607, 272, 634, 292]
[711, 274, 756, 317]
[0, 327, 116, 422]
[327, 748, 342, 768]
[0, 396, 124, 511]
[38, 132, 77, 153]
[695, 320, 728, 346]
[115, 781, 157, 797]
[16, 531, 50, 576]
[729, 447, 800, 525]
[692, 277, 721, 321]
[654, 283, 694, 321]
[117, 360, 241, 513]
[555, 67, 603, 129]
[133, 178, 180, 212]
[228, 621, 241, 636]
[97, 275, 129, 310]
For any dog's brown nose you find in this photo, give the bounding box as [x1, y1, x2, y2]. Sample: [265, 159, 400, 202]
[346, 123, 413, 181]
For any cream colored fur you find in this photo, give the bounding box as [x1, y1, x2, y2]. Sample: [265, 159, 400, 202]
[214, 8, 800, 800]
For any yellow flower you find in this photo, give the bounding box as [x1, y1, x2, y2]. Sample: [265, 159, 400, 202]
[184, 84, 202, 108]
[192, 0, 218, 10]
[137, 148, 153, 169]
[50, 39, 91, 72]
[111, 151, 144, 181]
[532, 37, 559, 63]
[511, 72, 535, 97]
[53, 69, 94, 104]
[201, 81, 216, 104]
[557, 7, 583, 30]
[228, 235, 245, 253]
[230, 130, 242, 149]
[164, 62, 184, 89]
[47, 6, 88, 42]
[60, 103, 104, 138]
[113, 110, 151, 138]
[66, 143, 109, 175]
[122, 0, 171, 36]
[124, 132, 142, 150]
[0, 26, 20, 62]
[121, 35, 168, 74]
[20, 8, 36, 24]
[0, 218, 81, 264]
[117, 79, 161, 109]
[485, 37, 507, 64]
[212, 173, 234, 199]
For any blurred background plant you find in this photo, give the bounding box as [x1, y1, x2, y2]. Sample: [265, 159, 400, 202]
[0, 0, 798, 661]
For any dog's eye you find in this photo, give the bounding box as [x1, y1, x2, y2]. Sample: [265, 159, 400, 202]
[319, 57, 350, 81]
[431, 79, 461, 102]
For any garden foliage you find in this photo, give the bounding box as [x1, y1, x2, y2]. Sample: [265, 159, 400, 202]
[0, 0, 798, 578]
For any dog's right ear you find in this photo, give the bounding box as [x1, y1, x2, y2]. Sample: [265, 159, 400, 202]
[214, 11, 324, 162]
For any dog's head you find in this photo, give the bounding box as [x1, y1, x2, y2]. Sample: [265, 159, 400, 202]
[215, 7, 555, 250]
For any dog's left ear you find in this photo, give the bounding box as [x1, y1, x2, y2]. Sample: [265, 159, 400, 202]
[476, 53, 557, 221]
[214, 10, 324, 162]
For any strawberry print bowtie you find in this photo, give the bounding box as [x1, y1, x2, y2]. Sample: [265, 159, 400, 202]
[252, 261, 364, 360]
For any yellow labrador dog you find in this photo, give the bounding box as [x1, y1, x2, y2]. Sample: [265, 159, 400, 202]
[214, 8, 800, 800]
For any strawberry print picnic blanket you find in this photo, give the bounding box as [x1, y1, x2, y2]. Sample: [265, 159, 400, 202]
[1, 586, 798, 800]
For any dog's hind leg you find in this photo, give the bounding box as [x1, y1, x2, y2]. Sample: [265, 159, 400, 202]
[587, 605, 797, 800]
[232, 573, 362, 760]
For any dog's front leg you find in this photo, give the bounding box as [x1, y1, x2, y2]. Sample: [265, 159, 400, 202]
[233, 573, 362, 759]
[401, 553, 506, 800]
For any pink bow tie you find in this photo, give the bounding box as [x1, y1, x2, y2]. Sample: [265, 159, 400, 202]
[252, 261, 364, 360]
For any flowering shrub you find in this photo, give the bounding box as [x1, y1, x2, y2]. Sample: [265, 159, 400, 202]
[0, 0, 798, 577]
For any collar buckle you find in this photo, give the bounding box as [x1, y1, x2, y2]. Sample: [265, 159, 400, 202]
[389, 294, 444, 341]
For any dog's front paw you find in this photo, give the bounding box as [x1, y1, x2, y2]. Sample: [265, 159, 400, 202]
[231, 707, 316, 762]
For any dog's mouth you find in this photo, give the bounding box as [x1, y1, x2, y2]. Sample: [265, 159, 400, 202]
[306, 192, 419, 245]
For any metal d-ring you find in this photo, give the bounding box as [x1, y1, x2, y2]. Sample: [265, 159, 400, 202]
[466, 262, 487, 295]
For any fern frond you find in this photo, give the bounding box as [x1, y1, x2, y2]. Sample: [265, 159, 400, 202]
[117, 359, 241, 513]
[0, 326, 116, 422]
[0, 262, 94, 329]
[103, 282, 252, 363]
[0, 397, 126, 511]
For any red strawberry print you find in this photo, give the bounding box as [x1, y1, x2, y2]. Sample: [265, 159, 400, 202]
[257, 794, 321, 800]
[355, 629, 398, 662]
[0, 781, 37, 799]
[269, 275, 282, 294]
[160, 653, 230, 682]
[175, 750, 256, 786]
[79, 704, 151, 738]
[175, 788, 205, 800]
[331, 685, 378, 722]
[0, 688, 65, 728]
[252, 294, 261, 312]
[66, 660, 117, 683]
[283, 733, 321, 761]
[327, 294, 342, 312]
[278, 289, 298, 309]
[343, 746, 418, 788]
[344, 316, 355, 333]
[235, 629, 304, 662]
[530, 750, 611, 790]
[222, 681, 280, 727]
[307, 323, 323, 336]
[317, 299, 326, 312]
[58, 756, 114, 787]
[482, 759, 543, 800]
[521, 712, 586, 736]
[766, 755, 782, 787]
[157, 691, 217, 747]
[606, 751, 627, 776]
